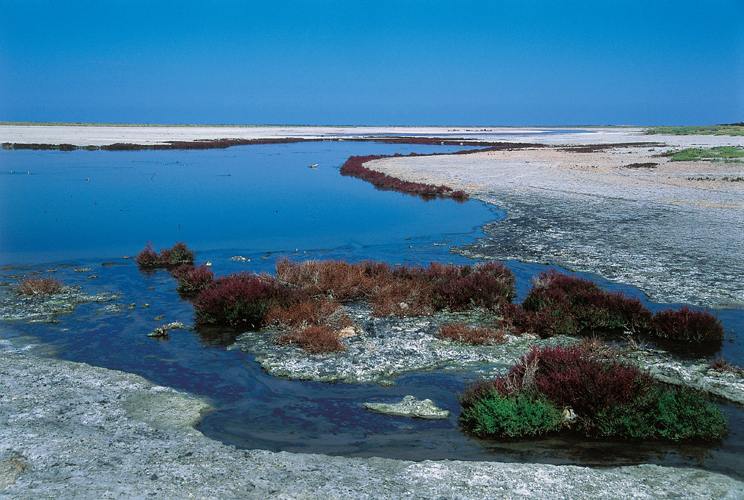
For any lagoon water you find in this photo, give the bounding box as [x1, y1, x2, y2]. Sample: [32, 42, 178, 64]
[1, 141, 743, 479]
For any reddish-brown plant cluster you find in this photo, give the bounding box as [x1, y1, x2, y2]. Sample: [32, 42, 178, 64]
[436, 322, 507, 345]
[192, 272, 303, 328]
[170, 263, 214, 295]
[135, 241, 195, 268]
[460, 345, 654, 429]
[274, 325, 346, 354]
[275, 258, 516, 318]
[17, 277, 64, 296]
[651, 306, 725, 342]
[339, 155, 468, 200]
[499, 269, 723, 343]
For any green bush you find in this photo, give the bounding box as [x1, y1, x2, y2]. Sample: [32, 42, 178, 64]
[460, 392, 564, 438]
[593, 386, 728, 441]
[459, 345, 728, 442]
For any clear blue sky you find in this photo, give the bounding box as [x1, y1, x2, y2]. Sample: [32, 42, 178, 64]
[1, 1, 742, 126]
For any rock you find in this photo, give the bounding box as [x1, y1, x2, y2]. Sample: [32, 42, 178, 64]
[153, 314, 165, 322]
[148, 321, 186, 337]
[364, 395, 450, 419]
[229, 256, 249, 262]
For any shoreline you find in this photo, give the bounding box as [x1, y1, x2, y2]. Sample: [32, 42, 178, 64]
[3, 349, 742, 499]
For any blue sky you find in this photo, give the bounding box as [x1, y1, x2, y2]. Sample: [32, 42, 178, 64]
[1, 1, 742, 126]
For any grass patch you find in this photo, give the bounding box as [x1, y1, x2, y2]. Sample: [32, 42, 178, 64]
[668, 146, 744, 162]
[645, 124, 744, 136]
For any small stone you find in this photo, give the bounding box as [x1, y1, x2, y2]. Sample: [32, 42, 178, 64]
[87, 275, 98, 279]
[153, 315, 165, 322]
[364, 395, 450, 419]
[142, 303, 150, 309]
[148, 321, 187, 338]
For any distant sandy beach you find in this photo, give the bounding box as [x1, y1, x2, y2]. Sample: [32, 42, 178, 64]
[4, 123, 739, 147]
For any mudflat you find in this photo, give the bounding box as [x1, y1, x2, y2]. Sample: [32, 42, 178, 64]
[368, 133, 744, 307]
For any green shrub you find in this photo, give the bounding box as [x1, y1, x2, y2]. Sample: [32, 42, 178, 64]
[593, 387, 728, 441]
[459, 392, 564, 437]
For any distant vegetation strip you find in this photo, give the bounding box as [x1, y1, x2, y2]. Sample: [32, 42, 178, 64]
[1, 136, 539, 152]
[657, 146, 744, 162]
[645, 124, 744, 136]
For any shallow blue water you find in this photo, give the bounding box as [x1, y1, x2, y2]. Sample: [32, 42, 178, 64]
[0, 142, 496, 263]
[1, 142, 742, 480]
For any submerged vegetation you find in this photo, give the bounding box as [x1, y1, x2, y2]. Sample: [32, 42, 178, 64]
[645, 124, 744, 136]
[458, 344, 729, 441]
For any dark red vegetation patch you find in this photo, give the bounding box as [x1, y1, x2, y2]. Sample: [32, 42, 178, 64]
[135, 241, 195, 268]
[275, 258, 516, 318]
[507, 269, 652, 337]
[652, 306, 725, 342]
[274, 324, 346, 354]
[170, 263, 214, 295]
[17, 277, 64, 295]
[458, 344, 728, 441]
[340, 154, 468, 200]
[193, 272, 303, 328]
[436, 322, 507, 345]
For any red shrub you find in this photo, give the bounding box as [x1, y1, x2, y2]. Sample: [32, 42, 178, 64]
[339, 154, 468, 200]
[135, 241, 160, 267]
[193, 272, 302, 327]
[511, 345, 654, 420]
[517, 269, 652, 336]
[652, 306, 724, 342]
[171, 264, 214, 295]
[264, 298, 351, 330]
[369, 275, 434, 317]
[426, 261, 515, 312]
[275, 258, 377, 300]
[136, 241, 196, 268]
[274, 325, 346, 354]
[17, 277, 64, 295]
[437, 322, 507, 345]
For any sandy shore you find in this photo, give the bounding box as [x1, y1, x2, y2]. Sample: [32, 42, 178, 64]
[5, 124, 740, 148]
[368, 134, 744, 307]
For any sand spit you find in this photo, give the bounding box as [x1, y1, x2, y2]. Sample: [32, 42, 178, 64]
[3, 350, 742, 499]
[367, 135, 744, 308]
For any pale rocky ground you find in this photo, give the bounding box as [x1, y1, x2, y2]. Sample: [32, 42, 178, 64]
[368, 134, 744, 307]
[2, 126, 744, 498]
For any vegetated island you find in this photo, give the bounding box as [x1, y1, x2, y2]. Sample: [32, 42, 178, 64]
[129, 242, 737, 443]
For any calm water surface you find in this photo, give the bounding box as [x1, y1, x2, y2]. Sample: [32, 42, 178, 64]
[1, 142, 742, 480]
